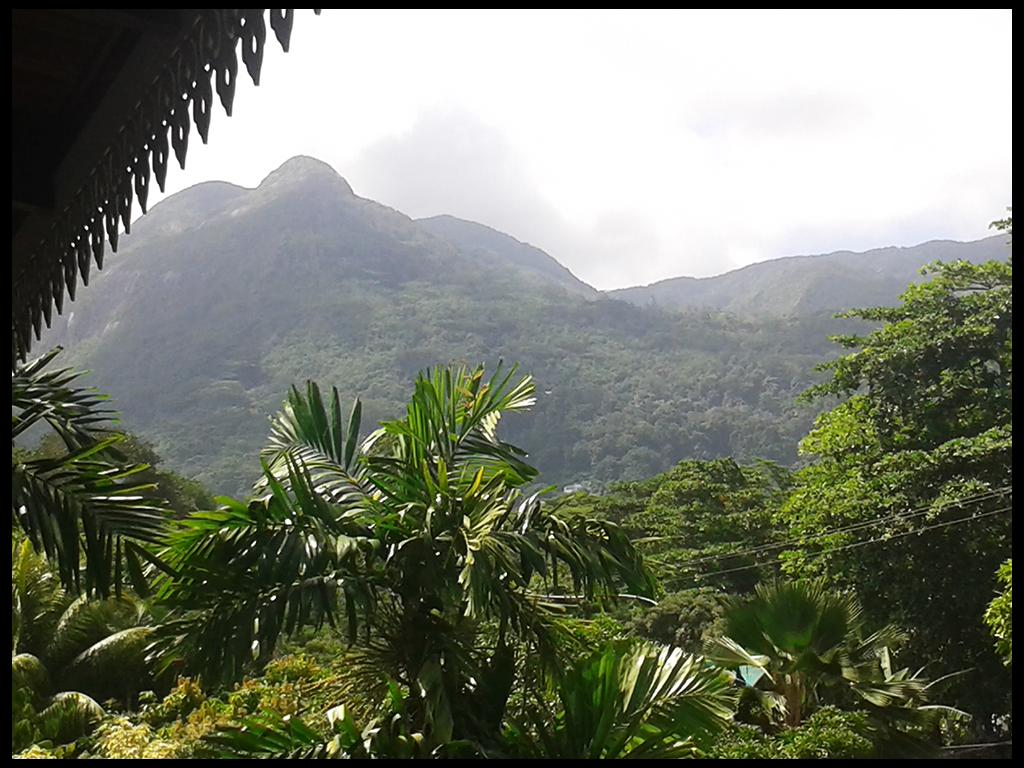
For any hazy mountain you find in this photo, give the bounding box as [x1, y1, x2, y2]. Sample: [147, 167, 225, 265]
[39, 156, 1009, 496]
[610, 236, 1009, 315]
[416, 214, 598, 298]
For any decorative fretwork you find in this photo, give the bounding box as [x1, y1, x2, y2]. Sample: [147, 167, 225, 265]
[12, 9, 322, 365]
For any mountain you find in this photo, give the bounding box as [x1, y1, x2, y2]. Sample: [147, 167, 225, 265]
[610, 236, 1009, 315]
[416, 215, 598, 298]
[39, 156, 1009, 496]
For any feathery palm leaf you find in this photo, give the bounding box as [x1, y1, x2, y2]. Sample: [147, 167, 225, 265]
[12, 348, 171, 596]
[153, 363, 656, 745]
[258, 381, 370, 504]
[151, 456, 379, 686]
[512, 640, 735, 759]
[11, 539, 66, 654]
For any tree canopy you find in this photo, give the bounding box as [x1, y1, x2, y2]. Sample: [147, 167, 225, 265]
[780, 255, 1012, 727]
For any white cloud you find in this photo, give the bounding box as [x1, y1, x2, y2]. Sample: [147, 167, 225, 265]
[146, 10, 1012, 290]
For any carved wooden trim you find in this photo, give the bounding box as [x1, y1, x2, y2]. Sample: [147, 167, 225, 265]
[13, 9, 322, 364]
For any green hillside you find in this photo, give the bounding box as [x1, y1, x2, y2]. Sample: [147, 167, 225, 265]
[41, 156, 1004, 496]
[610, 236, 1008, 315]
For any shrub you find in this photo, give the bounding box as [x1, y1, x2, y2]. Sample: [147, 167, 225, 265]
[706, 707, 874, 759]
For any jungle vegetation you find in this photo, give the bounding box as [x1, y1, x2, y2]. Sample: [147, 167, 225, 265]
[10, 223, 1012, 758]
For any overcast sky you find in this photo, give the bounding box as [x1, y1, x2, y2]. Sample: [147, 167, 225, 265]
[148, 10, 1012, 290]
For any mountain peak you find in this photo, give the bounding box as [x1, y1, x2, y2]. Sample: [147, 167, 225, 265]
[258, 156, 354, 195]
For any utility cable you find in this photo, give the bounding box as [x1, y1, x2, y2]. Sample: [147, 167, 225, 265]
[643, 486, 1011, 569]
[690, 505, 1012, 582]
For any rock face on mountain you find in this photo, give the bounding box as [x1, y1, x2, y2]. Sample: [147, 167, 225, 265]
[40, 156, 1010, 495]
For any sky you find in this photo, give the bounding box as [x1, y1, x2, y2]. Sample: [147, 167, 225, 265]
[146, 10, 1012, 291]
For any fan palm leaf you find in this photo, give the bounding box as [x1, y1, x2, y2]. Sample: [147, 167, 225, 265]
[12, 653, 50, 704]
[708, 579, 961, 736]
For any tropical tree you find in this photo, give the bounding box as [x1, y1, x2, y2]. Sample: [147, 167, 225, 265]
[779, 251, 1012, 726]
[594, 458, 792, 594]
[508, 640, 735, 758]
[152, 364, 658, 747]
[12, 347, 169, 597]
[12, 539, 155, 751]
[707, 580, 959, 742]
[210, 640, 735, 759]
[984, 559, 1012, 666]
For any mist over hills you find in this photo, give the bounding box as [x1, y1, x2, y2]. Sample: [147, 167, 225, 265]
[41, 156, 1010, 495]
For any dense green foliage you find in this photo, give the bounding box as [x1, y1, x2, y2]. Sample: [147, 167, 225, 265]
[705, 707, 874, 759]
[150, 366, 671, 748]
[779, 257, 1012, 728]
[589, 458, 792, 594]
[625, 588, 727, 655]
[11, 348, 170, 597]
[12, 541, 153, 752]
[45, 163, 1011, 498]
[984, 559, 1012, 666]
[11, 206, 1012, 759]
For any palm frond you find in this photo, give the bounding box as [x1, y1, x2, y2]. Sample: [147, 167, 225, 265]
[33, 691, 105, 745]
[12, 348, 171, 597]
[12, 653, 51, 703]
[711, 579, 958, 731]
[11, 347, 113, 447]
[152, 363, 665, 750]
[150, 457, 378, 686]
[257, 381, 371, 504]
[514, 640, 735, 759]
[11, 539, 69, 656]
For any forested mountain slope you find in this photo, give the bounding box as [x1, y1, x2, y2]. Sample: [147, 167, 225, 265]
[41, 156, 1008, 495]
[609, 235, 1007, 315]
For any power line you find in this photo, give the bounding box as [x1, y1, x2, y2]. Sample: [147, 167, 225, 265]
[690, 505, 1012, 583]
[646, 487, 1010, 559]
[940, 740, 1012, 751]
[643, 487, 1012, 570]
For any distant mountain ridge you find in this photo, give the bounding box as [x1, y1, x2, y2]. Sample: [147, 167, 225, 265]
[124, 154, 1007, 317]
[609, 236, 1009, 316]
[40, 156, 1011, 496]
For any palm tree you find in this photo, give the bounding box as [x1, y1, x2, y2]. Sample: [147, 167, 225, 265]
[152, 364, 658, 745]
[509, 640, 735, 758]
[12, 347, 169, 597]
[210, 640, 736, 759]
[707, 580, 963, 739]
[12, 539, 155, 750]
